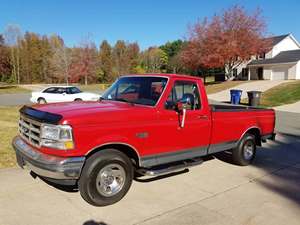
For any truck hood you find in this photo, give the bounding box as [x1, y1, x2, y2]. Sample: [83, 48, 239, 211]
[31, 100, 153, 125]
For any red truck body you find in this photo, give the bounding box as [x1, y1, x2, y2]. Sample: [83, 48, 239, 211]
[13, 74, 275, 206]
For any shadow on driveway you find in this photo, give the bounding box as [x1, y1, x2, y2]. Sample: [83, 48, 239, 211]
[83, 220, 108, 225]
[215, 134, 300, 207]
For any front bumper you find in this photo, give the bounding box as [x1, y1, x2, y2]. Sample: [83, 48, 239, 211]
[12, 136, 85, 180]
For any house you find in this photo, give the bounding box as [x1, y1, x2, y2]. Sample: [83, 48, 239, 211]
[236, 34, 300, 80]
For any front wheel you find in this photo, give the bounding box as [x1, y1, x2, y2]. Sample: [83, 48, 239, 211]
[232, 133, 256, 166]
[79, 149, 133, 206]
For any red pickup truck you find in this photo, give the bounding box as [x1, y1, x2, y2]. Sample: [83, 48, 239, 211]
[13, 74, 275, 206]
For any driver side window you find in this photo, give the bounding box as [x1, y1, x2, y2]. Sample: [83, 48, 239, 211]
[165, 81, 201, 110]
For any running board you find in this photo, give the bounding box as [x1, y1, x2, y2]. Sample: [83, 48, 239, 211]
[137, 157, 203, 176]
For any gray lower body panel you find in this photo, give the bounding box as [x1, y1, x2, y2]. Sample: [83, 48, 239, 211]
[141, 145, 208, 168]
[207, 141, 238, 154]
[141, 140, 238, 168]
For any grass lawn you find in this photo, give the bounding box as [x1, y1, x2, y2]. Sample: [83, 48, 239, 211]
[259, 81, 300, 107]
[205, 81, 249, 94]
[0, 85, 30, 94]
[0, 106, 20, 168]
[78, 83, 111, 92]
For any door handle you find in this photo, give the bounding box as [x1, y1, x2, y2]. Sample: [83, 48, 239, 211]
[198, 115, 208, 120]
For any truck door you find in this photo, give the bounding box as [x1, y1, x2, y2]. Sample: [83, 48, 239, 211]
[152, 80, 211, 158]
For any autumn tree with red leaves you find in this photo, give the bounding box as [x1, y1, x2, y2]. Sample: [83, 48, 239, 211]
[69, 41, 98, 85]
[181, 5, 271, 79]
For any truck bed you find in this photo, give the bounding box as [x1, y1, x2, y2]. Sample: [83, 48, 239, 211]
[210, 104, 273, 112]
[208, 104, 275, 154]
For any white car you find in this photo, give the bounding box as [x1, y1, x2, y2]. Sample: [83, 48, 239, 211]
[30, 86, 100, 104]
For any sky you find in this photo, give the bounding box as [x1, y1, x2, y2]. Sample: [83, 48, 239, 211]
[0, 0, 300, 49]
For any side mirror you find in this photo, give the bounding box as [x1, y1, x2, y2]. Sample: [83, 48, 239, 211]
[175, 101, 186, 128]
[175, 101, 184, 112]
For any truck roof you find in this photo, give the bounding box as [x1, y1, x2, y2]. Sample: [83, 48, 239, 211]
[122, 73, 202, 80]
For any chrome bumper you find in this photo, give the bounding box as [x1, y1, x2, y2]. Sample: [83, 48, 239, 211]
[12, 136, 85, 180]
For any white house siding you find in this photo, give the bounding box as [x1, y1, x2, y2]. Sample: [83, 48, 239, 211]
[287, 63, 297, 79]
[272, 67, 288, 80]
[263, 67, 272, 79]
[265, 50, 273, 59]
[296, 62, 300, 79]
[270, 36, 299, 57]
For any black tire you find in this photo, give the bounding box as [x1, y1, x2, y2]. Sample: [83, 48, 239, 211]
[79, 149, 133, 206]
[74, 98, 82, 101]
[232, 133, 256, 166]
[37, 98, 47, 104]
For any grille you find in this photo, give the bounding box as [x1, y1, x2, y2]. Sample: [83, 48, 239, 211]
[19, 115, 41, 147]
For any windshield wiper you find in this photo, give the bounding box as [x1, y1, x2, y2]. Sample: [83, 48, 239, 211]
[114, 97, 135, 105]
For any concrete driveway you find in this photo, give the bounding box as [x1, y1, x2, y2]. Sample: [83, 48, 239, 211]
[0, 134, 299, 225]
[0, 93, 31, 106]
[208, 80, 290, 102]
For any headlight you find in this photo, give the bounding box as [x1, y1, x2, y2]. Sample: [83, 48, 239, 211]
[41, 124, 74, 150]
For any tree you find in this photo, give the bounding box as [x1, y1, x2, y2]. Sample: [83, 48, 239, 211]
[160, 40, 185, 73]
[69, 41, 98, 85]
[113, 40, 129, 76]
[49, 35, 71, 84]
[19, 32, 51, 83]
[4, 24, 22, 84]
[99, 40, 113, 82]
[181, 5, 271, 79]
[40, 36, 53, 83]
[141, 47, 168, 73]
[0, 35, 11, 82]
[127, 42, 140, 73]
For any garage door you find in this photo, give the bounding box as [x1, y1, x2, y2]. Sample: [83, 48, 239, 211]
[272, 68, 288, 80]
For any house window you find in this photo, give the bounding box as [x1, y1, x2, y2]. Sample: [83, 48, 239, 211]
[257, 52, 266, 60]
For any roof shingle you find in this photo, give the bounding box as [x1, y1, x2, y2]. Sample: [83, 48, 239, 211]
[248, 49, 300, 66]
[264, 34, 290, 47]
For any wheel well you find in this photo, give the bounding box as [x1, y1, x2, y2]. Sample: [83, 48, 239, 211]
[86, 144, 140, 167]
[246, 128, 261, 146]
[37, 97, 45, 100]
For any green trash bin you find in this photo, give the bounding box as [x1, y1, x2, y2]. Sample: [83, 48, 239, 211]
[247, 91, 262, 107]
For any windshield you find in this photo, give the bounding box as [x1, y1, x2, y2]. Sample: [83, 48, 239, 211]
[67, 87, 82, 94]
[101, 76, 168, 106]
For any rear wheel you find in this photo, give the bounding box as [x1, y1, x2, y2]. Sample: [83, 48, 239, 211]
[232, 133, 256, 166]
[37, 98, 47, 104]
[79, 149, 133, 206]
[74, 98, 82, 101]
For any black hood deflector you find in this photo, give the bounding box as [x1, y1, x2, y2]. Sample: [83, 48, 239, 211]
[20, 106, 63, 124]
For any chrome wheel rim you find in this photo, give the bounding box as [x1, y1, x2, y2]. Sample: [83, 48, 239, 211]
[243, 141, 254, 160]
[96, 164, 126, 197]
